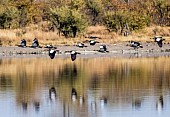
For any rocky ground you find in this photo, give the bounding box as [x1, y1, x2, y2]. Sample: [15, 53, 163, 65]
[1, 41, 170, 59]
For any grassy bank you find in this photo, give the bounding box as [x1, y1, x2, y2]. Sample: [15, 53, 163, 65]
[0, 25, 170, 47]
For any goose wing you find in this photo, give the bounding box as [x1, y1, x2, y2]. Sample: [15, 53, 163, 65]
[157, 41, 163, 47]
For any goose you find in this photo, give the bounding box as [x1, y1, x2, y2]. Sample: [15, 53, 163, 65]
[70, 51, 80, 61]
[49, 87, 56, 101]
[32, 38, 39, 48]
[49, 48, 58, 59]
[89, 40, 99, 45]
[98, 45, 108, 52]
[45, 44, 54, 49]
[76, 42, 86, 48]
[20, 39, 26, 47]
[129, 41, 143, 49]
[85, 35, 101, 39]
[154, 36, 165, 47]
[71, 88, 77, 102]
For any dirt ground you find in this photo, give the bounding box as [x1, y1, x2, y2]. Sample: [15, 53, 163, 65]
[1, 41, 170, 59]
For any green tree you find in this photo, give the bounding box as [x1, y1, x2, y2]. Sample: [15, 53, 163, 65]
[0, 6, 19, 29]
[85, 0, 104, 25]
[153, 0, 170, 26]
[49, 6, 87, 38]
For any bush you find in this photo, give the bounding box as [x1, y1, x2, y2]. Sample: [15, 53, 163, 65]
[0, 6, 19, 29]
[49, 6, 88, 38]
[85, 0, 104, 25]
[104, 10, 148, 34]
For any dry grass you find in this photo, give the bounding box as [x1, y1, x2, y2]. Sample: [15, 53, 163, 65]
[0, 25, 170, 46]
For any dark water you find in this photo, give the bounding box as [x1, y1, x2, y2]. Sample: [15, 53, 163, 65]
[0, 57, 170, 117]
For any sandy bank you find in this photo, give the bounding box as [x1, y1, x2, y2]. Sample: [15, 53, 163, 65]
[0, 41, 170, 59]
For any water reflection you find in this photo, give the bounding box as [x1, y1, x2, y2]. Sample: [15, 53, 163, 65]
[49, 87, 57, 102]
[0, 57, 170, 117]
[71, 88, 77, 102]
[156, 95, 164, 113]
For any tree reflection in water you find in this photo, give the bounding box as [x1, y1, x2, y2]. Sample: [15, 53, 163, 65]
[0, 57, 170, 117]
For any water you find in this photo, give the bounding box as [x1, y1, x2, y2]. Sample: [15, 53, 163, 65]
[0, 57, 170, 117]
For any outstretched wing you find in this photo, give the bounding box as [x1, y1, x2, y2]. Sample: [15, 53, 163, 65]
[71, 54, 76, 61]
[157, 41, 163, 47]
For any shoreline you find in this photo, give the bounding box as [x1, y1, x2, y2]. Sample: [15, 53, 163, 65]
[1, 41, 170, 59]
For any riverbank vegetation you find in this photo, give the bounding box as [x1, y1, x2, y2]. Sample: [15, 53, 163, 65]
[0, 0, 169, 45]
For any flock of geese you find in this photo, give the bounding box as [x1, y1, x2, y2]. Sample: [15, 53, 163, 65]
[18, 36, 165, 61]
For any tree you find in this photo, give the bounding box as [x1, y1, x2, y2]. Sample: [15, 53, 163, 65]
[0, 5, 19, 29]
[85, 0, 104, 25]
[153, 0, 170, 26]
[49, 6, 87, 38]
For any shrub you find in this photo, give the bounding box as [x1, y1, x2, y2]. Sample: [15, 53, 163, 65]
[49, 6, 88, 38]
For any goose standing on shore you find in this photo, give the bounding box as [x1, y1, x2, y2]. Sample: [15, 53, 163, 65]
[32, 38, 39, 48]
[76, 42, 86, 48]
[154, 36, 165, 47]
[20, 39, 26, 47]
[99, 45, 108, 52]
[129, 41, 143, 49]
[89, 40, 99, 45]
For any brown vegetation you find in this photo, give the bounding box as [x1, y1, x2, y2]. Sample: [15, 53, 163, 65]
[0, 25, 170, 46]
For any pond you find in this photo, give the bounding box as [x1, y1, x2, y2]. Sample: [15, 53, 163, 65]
[0, 56, 170, 117]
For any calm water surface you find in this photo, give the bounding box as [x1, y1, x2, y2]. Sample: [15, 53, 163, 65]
[0, 57, 170, 117]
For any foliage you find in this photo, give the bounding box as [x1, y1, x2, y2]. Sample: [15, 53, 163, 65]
[0, 0, 169, 36]
[0, 6, 19, 29]
[85, 0, 104, 25]
[49, 6, 87, 38]
[104, 10, 148, 34]
[153, 0, 170, 26]
[70, 0, 85, 10]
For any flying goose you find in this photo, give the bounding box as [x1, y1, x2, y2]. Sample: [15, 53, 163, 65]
[49, 48, 59, 59]
[153, 36, 165, 47]
[70, 51, 80, 61]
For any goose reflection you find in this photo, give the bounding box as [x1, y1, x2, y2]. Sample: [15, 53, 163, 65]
[79, 95, 85, 106]
[49, 87, 57, 102]
[91, 101, 97, 111]
[156, 95, 164, 112]
[22, 102, 28, 111]
[132, 99, 142, 109]
[100, 96, 107, 107]
[71, 88, 77, 102]
[34, 101, 40, 112]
